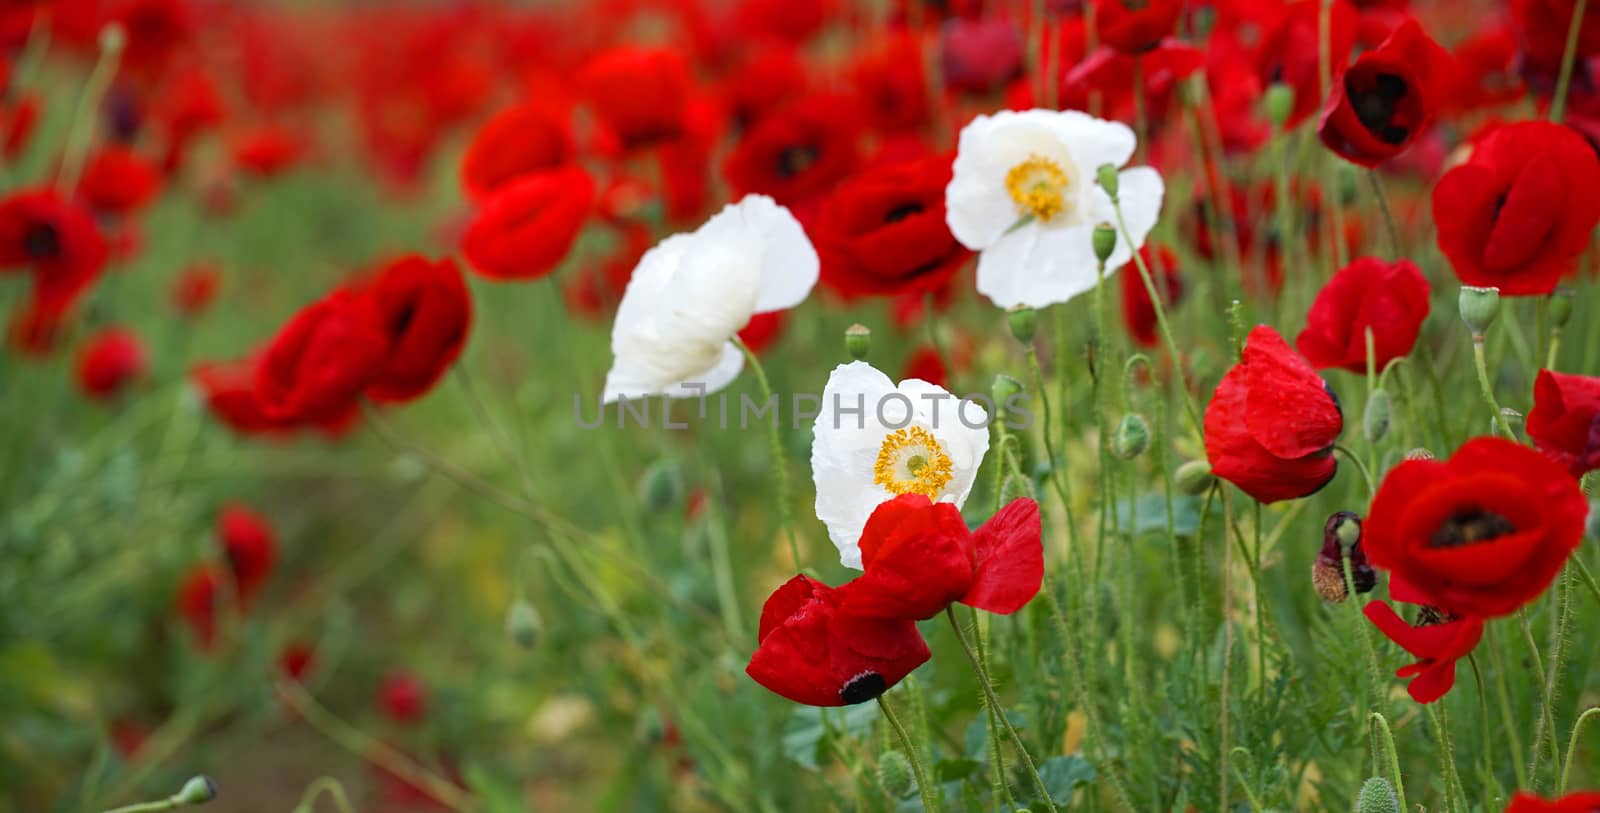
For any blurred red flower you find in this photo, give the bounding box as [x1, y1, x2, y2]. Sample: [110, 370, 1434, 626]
[851, 35, 932, 135]
[255, 290, 389, 424]
[1295, 257, 1429, 373]
[725, 94, 860, 208]
[175, 563, 224, 650]
[1317, 20, 1453, 168]
[218, 502, 276, 605]
[1527, 369, 1600, 477]
[1363, 598, 1483, 704]
[0, 187, 109, 313]
[812, 154, 969, 299]
[1505, 791, 1600, 812]
[79, 146, 162, 216]
[1510, 0, 1600, 75]
[171, 262, 220, 318]
[902, 346, 948, 387]
[1094, 0, 1184, 55]
[231, 125, 308, 179]
[1120, 245, 1183, 348]
[1254, 0, 1356, 127]
[459, 103, 576, 203]
[941, 17, 1024, 95]
[76, 326, 147, 400]
[578, 47, 692, 151]
[461, 166, 595, 281]
[379, 671, 428, 724]
[362, 255, 472, 404]
[279, 641, 316, 683]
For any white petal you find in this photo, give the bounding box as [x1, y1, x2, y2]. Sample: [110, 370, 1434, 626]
[896, 379, 990, 510]
[947, 111, 1080, 250]
[810, 361, 898, 569]
[701, 195, 818, 313]
[1045, 110, 1136, 180]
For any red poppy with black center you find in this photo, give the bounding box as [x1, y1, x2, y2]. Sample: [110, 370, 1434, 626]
[218, 502, 276, 605]
[746, 574, 931, 706]
[1295, 257, 1429, 373]
[255, 290, 390, 424]
[1362, 437, 1587, 619]
[1506, 791, 1600, 812]
[578, 47, 692, 151]
[1254, 0, 1357, 127]
[76, 327, 147, 401]
[1318, 20, 1453, 168]
[362, 255, 472, 404]
[812, 154, 969, 299]
[1433, 121, 1600, 296]
[0, 188, 110, 313]
[461, 166, 595, 281]
[1094, 0, 1185, 55]
[459, 103, 575, 203]
[78, 146, 162, 216]
[724, 94, 860, 207]
[1363, 593, 1483, 704]
[837, 495, 1043, 621]
[1120, 245, 1183, 348]
[1527, 369, 1600, 477]
[1204, 325, 1343, 504]
[717, 46, 807, 132]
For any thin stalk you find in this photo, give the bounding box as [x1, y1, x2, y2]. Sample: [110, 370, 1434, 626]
[1472, 339, 1517, 438]
[58, 25, 124, 194]
[1560, 707, 1600, 794]
[878, 695, 942, 813]
[1369, 712, 1408, 811]
[1110, 197, 1204, 436]
[1572, 555, 1600, 609]
[945, 607, 1059, 813]
[733, 336, 803, 569]
[1425, 703, 1464, 813]
[1367, 170, 1401, 258]
[1530, 566, 1575, 788]
[1488, 622, 1533, 789]
[1518, 606, 1561, 791]
[1218, 487, 1238, 810]
[293, 778, 356, 813]
[1550, 0, 1591, 123]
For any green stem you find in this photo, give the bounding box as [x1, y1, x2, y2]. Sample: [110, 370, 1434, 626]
[1369, 712, 1408, 812]
[1488, 623, 1532, 789]
[1531, 566, 1575, 788]
[58, 25, 124, 194]
[1472, 339, 1517, 438]
[734, 337, 803, 570]
[945, 607, 1059, 813]
[1560, 707, 1600, 794]
[1425, 703, 1464, 813]
[1550, 0, 1591, 123]
[1518, 606, 1561, 791]
[293, 777, 356, 813]
[1572, 555, 1600, 609]
[1110, 197, 1204, 437]
[1367, 169, 1401, 258]
[1333, 444, 1376, 500]
[878, 695, 942, 813]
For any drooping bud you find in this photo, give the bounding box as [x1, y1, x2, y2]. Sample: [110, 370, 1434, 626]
[1264, 82, 1295, 129]
[1000, 473, 1036, 504]
[877, 750, 915, 798]
[1174, 460, 1215, 496]
[174, 776, 218, 807]
[1549, 288, 1574, 329]
[1363, 389, 1391, 444]
[992, 374, 1023, 412]
[1312, 511, 1376, 603]
[1092, 223, 1118, 264]
[1356, 776, 1400, 813]
[1458, 285, 1501, 340]
[1095, 163, 1119, 199]
[506, 600, 542, 649]
[1111, 413, 1151, 460]
[845, 323, 871, 360]
[1008, 305, 1038, 344]
[638, 460, 683, 511]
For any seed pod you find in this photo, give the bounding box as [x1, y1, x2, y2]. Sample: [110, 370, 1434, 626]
[1458, 285, 1501, 340]
[1356, 776, 1400, 813]
[1549, 288, 1574, 329]
[1264, 82, 1295, 128]
[1312, 511, 1376, 603]
[1008, 306, 1038, 344]
[175, 776, 218, 806]
[1095, 163, 1119, 199]
[1092, 223, 1118, 264]
[845, 323, 871, 360]
[877, 750, 914, 798]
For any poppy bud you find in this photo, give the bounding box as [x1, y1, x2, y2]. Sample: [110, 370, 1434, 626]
[992, 374, 1023, 411]
[1549, 288, 1574, 329]
[174, 775, 217, 806]
[1008, 305, 1038, 344]
[1313, 511, 1376, 603]
[1363, 389, 1391, 444]
[1092, 223, 1117, 264]
[1264, 82, 1295, 129]
[639, 460, 683, 511]
[1111, 413, 1151, 460]
[1001, 473, 1036, 504]
[506, 600, 541, 649]
[1174, 459, 1215, 495]
[1458, 285, 1501, 340]
[845, 323, 871, 360]
[1095, 163, 1119, 199]
[1356, 777, 1399, 813]
[877, 750, 914, 798]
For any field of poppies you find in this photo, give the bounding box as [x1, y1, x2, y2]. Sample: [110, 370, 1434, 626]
[5, 0, 1600, 811]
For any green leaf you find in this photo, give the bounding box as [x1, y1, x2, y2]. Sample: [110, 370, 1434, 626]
[935, 757, 982, 782]
[1037, 754, 1096, 805]
[1113, 493, 1203, 538]
[782, 704, 878, 770]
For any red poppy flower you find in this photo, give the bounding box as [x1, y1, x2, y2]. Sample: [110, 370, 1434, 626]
[737, 309, 788, 355]
[1362, 437, 1587, 619]
[0, 188, 109, 312]
[1317, 20, 1453, 168]
[231, 125, 308, 178]
[733, 0, 833, 44]
[812, 154, 969, 299]
[1450, 26, 1524, 112]
[1510, 0, 1600, 75]
[578, 47, 692, 151]
[461, 166, 595, 281]
[851, 35, 932, 135]
[724, 94, 860, 207]
[175, 563, 223, 650]
[192, 358, 295, 436]
[459, 103, 575, 203]
[2, 94, 38, 161]
[746, 574, 931, 706]
[1095, 0, 1185, 55]
[378, 670, 428, 724]
[1204, 325, 1343, 504]
[78, 146, 162, 216]
[256, 290, 390, 424]
[362, 255, 472, 403]
[1363, 599, 1483, 703]
[903, 347, 948, 388]
[941, 17, 1025, 95]
[171, 262, 219, 318]
[718, 45, 807, 130]
[111, 0, 193, 80]
[1295, 257, 1429, 373]
[1433, 121, 1600, 296]
[1506, 791, 1600, 812]
[279, 641, 316, 683]
[1120, 245, 1183, 348]
[1527, 369, 1600, 477]
[8, 299, 68, 357]
[218, 502, 276, 605]
[1060, 40, 1205, 129]
[1254, 0, 1357, 127]
[837, 495, 1044, 621]
[76, 327, 147, 400]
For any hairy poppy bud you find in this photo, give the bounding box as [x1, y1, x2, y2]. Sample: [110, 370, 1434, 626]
[1111, 413, 1151, 460]
[174, 776, 217, 806]
[1356, 776, 1399, 813]
[1095, 163, 1119, 199]
[639, 460, 683, 511]
[992, 374, 1024, 412]
[877, 750, 914, 798]
[1458, 285, 1501, 340]
[1549, 288, 1574, 329]
[1363, 389, 1392, 444]
[845, 323, 871, 360]
[1092, 223, 1118, 264]
[1174, 460, 1215, 495]
[1264, 82, 1295, 129]
[1313, 511, 1376, 603]
[1001, 473, 1036, 504]
[1008, 305, 1038, 344]
[506, 600, 542, 649]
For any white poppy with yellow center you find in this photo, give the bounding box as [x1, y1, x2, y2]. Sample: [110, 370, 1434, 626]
[810, 361, 990, 569]
[945, 109, 1165, 309]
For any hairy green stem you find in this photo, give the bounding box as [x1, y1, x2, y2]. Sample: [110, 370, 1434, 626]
[878, 695, 942, 813]
[946, 607, 1059, 813]
[734, 337, 803, 570]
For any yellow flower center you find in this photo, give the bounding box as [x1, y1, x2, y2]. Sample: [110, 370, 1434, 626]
[873, 425, 954, 499]
[1005, 155, 1072, 222]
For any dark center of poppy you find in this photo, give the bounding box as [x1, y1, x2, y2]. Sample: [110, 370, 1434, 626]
[22, 221, 62, 260]
[390, 301, 418, 337]
[838, 671, 888, 704]
[1414, 605, 1454, 627]
[884, 202, 925, 223]
[776, 144, 821, 179]
[1349, 72, 1411, 145]
[1429, 508, 1516, 549]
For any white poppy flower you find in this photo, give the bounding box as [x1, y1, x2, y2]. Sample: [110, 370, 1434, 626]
[810, 361, 990, 569]
[603, 195, 818, 403]
[945, 108, 1165, 309]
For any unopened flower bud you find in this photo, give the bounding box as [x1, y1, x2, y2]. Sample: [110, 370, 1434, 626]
[845, 323, 871, 360]
[1111, 413, 1150, 460]
[1008, 305, 1038, 344]
[506, 600, 542, 649]
[1356, 776, 1400, 813]
[1001, 473, 1036, 504]
[1264, 82, 1295, 128]
[1092, 223, 1118, 264]
[1095, 163, 1119, 199]
[638, 460, 683, 511]
[1458, 285, 1501, 340]
[174, 776, 217, 807]
[877, 750, 915, 798]
[1174, 460, 1215, 496]
[1313, 511, 1376, 603]
[992, 374, 1024, 410]
[99, 23, 127, 55]
[1363, 389, 1391, 444]
[1549, 288, 1575, 328]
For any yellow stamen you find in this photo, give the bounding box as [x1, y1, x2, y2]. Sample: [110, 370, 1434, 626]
[873, 425, 954, 499]
[1005, 154, 1072, 222]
